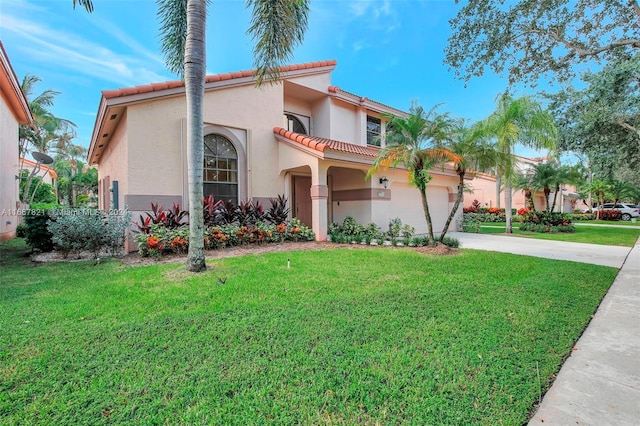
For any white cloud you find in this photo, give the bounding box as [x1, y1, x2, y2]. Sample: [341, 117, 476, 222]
[1, 14, 168, 87]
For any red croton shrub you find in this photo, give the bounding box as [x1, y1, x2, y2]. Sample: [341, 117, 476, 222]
[598, 210, 622, 221]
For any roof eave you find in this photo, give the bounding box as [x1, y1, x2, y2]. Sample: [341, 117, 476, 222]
[0, 42, 33, 125]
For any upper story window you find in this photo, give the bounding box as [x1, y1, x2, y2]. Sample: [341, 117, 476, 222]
[203, 134, 238, 204]
[367, 115, 381, 146]
[284, 113, 307, 135]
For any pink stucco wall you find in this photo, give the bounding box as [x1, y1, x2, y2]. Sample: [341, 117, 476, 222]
[91, 62, 462, 244]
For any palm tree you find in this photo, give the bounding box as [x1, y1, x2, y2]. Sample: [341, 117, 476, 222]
[19, 75, 78, 204]
[367, 104, 459, 245]
[481, 94, 557, 232]
[19, 75, 77, 157]
[529, 161, 558, 213]
[512, 171, 536, 211]
[585, 178, 610, 219]
[607, 179, 637, 204]
[437, 120, 498, 241]
[155, 0, 309, 272]
[549, 164, 582, 213]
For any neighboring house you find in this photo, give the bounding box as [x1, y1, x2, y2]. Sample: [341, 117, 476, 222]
[467, 155, 580, 212]
[0, 42, 34, 241]
[87, 60, 462, 249]
[20, 157, 58, 186]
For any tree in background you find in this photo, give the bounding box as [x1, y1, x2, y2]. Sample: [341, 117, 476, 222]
[367, 104, 460, 245]
[445, 0, 640, 87]
[480, 94, 557, 233]
[606, 179, 639, 204]
[512, 171, 536, 212]
[19, 75, 78, 204]
[445, 1, 640, 187]
[18, 170, 56, 204]
[437, 120, 499, 241]
[547, 55, 640, 187]
[55, 149, 98, 208]
[582, 178, 610, 219]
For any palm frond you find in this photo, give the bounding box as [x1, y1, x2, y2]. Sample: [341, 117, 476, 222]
[157, 0, 189, 77]
[72, 0, 93, 12]
[247, 0, 309, 86]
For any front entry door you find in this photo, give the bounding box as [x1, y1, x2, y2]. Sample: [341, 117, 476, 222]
[293, 176, 312, 228]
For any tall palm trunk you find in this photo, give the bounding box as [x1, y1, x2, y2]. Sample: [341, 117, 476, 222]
[440, 171, 464, 242]
[550, 184, 560, 212]
[419, 188, 435, 245]
[524, 189, 534, 210]
[495, 174, 501, 208]
[543, 187, 551, 213]
[505, 183, 513, 233]
[185, 0, 206, 272]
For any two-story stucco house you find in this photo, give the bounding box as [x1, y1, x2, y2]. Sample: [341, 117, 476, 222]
[87, 60, 462, 245]
[1, 42, 34, 241]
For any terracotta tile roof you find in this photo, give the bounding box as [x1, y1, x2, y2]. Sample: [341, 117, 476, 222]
[327, 85, 406, 116]
[273, 127, 380, 157]
[102, 60, 337, 100]
[20, 157, 58, 179]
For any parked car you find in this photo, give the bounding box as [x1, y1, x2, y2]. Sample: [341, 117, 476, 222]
[592, 203, 640, 221]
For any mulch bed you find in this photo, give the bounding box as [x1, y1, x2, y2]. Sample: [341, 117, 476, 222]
[32, 241, 457, 266]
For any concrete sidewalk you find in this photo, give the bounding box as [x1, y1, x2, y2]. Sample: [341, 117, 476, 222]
[449, 232, 640, 425]
[528, 239, 640, 425]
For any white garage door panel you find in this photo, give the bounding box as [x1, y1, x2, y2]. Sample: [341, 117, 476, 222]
[390, 184, 449, 235]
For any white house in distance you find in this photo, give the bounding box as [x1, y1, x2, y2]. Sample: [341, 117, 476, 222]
[1, 42, 33, 241]
[87, 60, 462, 247]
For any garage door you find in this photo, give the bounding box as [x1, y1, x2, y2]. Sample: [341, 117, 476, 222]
[390, 184, 450, 236]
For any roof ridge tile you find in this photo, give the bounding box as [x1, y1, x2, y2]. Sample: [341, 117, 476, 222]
[102, 59, 337, 100]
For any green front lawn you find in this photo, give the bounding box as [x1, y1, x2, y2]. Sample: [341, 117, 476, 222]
[584, 220, 640, 227]
[1, 239, 617, 425]
[479, 224, 640, 246]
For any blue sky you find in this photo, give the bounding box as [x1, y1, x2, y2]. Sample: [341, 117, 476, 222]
[2, 0, 555, 158]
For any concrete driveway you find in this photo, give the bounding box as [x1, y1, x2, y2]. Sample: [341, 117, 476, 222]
[447, 232, 631, 267]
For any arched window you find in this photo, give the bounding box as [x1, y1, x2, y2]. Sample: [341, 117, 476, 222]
[285, 113, 307, 135]
[203, 134, 238, 203]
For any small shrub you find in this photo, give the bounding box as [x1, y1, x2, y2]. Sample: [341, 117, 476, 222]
[265, 194, 290, 225]
[440, 236, 459, 248]
[203, 194, 225, 227]
[287, 218, 315, 242]
[388, 217, 402, 239]
[462, 220, 481, 233]
[164, 203, 189, 228]
[569, 213, 596, 221]
[463, 199, 481, 213]
[48, 209, 131, 258]
[598, 210, 622, 221]
[235, 200, 264, 226]
[23, 204, 59, 252]
[16, 222, 27, 238]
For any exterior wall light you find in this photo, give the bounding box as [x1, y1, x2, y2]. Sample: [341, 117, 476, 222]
[379, 176, 389, 189]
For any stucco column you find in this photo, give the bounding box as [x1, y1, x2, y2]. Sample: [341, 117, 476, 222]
[311, 163, 329, 241]
[310, 184, 328, 241]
